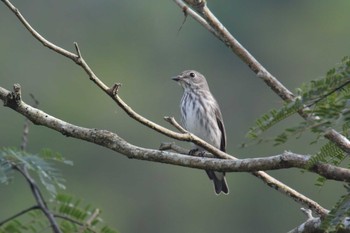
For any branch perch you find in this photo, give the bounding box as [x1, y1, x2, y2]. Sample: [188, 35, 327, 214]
[0, 84, 334, 216]
[0, 0, 337, 217]
[2, 85, 347, 182]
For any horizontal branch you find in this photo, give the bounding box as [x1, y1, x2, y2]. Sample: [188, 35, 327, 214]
[160, 143, 350, 182]
[0, 85, 332, 217]
[1, 85, 348, 180]
[1, 84, 349, 188]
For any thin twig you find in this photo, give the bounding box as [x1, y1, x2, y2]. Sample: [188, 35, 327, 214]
[173, 0, 220, 38]
[78, 209, 100, 233]
[53, 214, 100, 233]
[20, 94, 39, 151]
[177, 6, 188, 34]
[2, 0, 75, 60]
[0, 205, 40, 226]
[164, 116, 188, 133]
[14, 165, 62, 233]
[54, 214, 83, 226]
[306, 79, 350, 108]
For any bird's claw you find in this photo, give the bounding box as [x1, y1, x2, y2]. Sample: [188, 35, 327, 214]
[188, 148, 199, 156]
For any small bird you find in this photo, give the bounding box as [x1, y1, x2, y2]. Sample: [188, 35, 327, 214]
[172, 70, 229, 195]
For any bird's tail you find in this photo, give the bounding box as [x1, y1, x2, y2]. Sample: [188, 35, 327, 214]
[206, 171, 229, 195]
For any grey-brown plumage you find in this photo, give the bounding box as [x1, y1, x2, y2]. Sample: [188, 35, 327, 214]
[172, 70, 229, 195]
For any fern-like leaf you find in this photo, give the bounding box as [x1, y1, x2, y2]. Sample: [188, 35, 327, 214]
[244, 56, 350, 189]
[0, 193, 119, 233]
[0, 147, 72, 196]
[52, 194, 119, 233]
[246, 56, 350, 147]
[246, 98, 304, 140]
[308, 142, 345, 167]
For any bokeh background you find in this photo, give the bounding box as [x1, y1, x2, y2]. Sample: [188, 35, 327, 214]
[1, 1, 350, 232]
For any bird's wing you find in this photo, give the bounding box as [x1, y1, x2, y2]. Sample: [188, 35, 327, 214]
[215, 108, 226, 152]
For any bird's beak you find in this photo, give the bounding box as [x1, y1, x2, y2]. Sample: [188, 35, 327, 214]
[172, 76, 181, 82]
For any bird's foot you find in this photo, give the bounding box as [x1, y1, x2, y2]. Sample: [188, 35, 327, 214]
[188, 148, 199, 156]
[198, 151, 206, 157]
[189, 149, 206, 157]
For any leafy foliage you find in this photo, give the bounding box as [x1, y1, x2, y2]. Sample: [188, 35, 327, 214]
[246, 56, 350, 144]
[245, 56, 350, 164]
[0, 147, 72, 196]
[0, 147, 118, 233]
[245, 98, 304, 141]
[244, 57, 350, 189]
[242, 57, 350, 231]
[307, 142, 346, 187]
[321, 186, 350, 232]
[0, 194, 119, 233]
[53, 194, 118, 233]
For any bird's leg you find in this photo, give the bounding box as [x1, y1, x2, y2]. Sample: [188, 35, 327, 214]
[188, 148, 199, 156]
[189, 149, 206, 157]
[197, 151, 206, 157]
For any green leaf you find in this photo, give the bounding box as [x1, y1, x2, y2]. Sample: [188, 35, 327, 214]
[0, 193, 119, 233]
[243, 56, 350, 190]
[0, 147, 72, 196]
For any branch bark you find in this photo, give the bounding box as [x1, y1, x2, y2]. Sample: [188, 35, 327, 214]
[1, 85, 346, 179]
[0, 84, 335, 217]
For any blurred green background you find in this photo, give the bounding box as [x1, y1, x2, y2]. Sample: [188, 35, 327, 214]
[1, 0, 350, 232]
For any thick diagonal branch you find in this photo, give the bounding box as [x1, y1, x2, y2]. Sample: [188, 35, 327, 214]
[174, 0, 350, 153]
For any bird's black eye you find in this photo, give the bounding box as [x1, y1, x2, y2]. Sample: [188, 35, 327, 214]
[189, 72, 195, 78]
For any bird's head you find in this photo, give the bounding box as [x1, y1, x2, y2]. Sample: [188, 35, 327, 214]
[172, 70, 210, 92]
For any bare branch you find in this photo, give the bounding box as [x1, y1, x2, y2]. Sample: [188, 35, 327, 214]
[0, 84, 338, 216]
[1, 0, 76, 60]
[0, 86, 336, 174]
[0, 0, 333, 217]
[173, 0, 219, 37]
[161, 143, 350, 182]
[164, 116, 188, 133]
